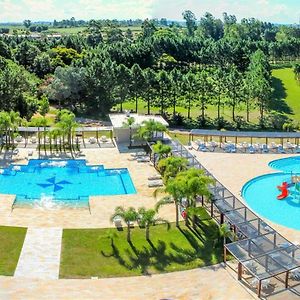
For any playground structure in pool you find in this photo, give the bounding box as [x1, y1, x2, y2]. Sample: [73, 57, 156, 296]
[277, 175, 300, 200]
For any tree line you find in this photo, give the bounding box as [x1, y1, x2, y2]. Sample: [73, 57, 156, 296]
[0, 10, 299, 130]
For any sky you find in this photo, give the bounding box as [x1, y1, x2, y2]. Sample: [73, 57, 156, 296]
[0, 0, 299, 24]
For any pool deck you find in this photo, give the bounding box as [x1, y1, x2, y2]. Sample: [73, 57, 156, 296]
[1, 147, 299, 299]
[0, 264, 254, 300]
[190, 150, 300, 243]
[0, 148, 174, 228]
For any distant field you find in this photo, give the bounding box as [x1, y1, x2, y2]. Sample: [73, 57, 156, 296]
[46, 26, 87, 34]
[0, 25, 142, 36]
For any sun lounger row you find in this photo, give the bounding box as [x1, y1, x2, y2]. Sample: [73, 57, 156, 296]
[194, 140, 300, 154]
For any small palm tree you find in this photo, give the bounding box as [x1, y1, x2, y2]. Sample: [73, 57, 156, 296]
[9, 111, 21, 148]
[176, 168, 214, 227]
[219, 223, 234, 245]
[157, 156, 188, 182]
[154, 176, 187, 227]
[152, 141, 171, 164]
[122, 116, 135, 147]
[110, 206, 138, 242]
[138, 207, 170, 240]
[135, 119, 167, 142]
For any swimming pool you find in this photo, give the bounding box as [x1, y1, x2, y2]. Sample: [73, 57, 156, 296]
[242, 157, 300, 230]
[0, 159, 136, 208]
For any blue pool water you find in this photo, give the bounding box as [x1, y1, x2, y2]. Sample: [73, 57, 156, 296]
[242, 157, 300, 230]
[0, 159, 136, 207]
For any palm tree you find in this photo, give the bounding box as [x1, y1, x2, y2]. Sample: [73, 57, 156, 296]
[41, 117, 48, 155]
[155, 176, 187, 227]
[56, 111, 78, 156]
[219, 223, 234, 245]
[138, 207, 170, 240]
[32, 116, 47, 156]
[51, 128, 61, 152]
[110, 206, 138, 242]
[122, 116, 135, 147]
[0, 111, 11, 148]
[152, 141, 171, 164]
[9, 111, 21, 148]
[135, 119, 167, 143]
[157, 156, 188, 183]
[177, 168, 214, 227]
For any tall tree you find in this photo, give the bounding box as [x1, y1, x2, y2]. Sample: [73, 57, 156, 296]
[116, 64, 131, 112]
[182, 10, 197, 36]
[130, 64, 145, 113]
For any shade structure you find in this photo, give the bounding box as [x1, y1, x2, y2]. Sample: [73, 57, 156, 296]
[165, 138, 300, 297]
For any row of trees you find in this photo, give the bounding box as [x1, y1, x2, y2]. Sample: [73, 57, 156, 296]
[111, 206, 169, 242]
[0, 10, 298, 130]
[45, 49, 272, 127]
[111, 140, 233, 244]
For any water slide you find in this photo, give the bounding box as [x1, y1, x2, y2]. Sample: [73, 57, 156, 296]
[277, 182, 289, 200]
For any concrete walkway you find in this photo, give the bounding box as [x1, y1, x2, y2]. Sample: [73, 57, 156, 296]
[14, 227, 62, 279]
[1, 264, 254, 300]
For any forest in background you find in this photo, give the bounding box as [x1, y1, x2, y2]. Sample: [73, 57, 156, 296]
[0, 12, 300, 131]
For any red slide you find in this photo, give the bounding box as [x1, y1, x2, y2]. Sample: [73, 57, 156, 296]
[277, 182, 289, 200]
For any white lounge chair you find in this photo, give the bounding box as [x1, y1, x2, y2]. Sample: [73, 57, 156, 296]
[12, 148, 19, 155]
[113, 216, 122, 228]
[30, 137, 37, 144]
[15, 136, 23, 143]
[100, 135, 108, 143]
[148, 180, 163, 188]
[290, 268, 300, 280]
[277, 145, 286, 154]
[28, 149, 33, 156]
[270, 142, 278, 152]
[137, 156, 150, 163]
[89, 137, 97, 144]
[148, 174, 162, 180]
[251, 278, 271, 289]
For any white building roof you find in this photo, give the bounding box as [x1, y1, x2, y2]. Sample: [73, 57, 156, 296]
[109, 113, 169, 129]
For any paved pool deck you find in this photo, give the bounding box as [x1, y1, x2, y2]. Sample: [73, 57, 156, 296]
[0, 147, 299, 299]
[0, 264, 254, 300]
[190, 150, 300, 243]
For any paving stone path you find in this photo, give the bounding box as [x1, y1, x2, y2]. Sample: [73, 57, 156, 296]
[14, 227, 62, 279]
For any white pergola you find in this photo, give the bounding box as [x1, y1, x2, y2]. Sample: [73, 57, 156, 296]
[109, 113, 169, 144]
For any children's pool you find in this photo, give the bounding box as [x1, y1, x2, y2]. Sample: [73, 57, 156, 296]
[0, 159, 136, 208]
[242, 157, 300, 230]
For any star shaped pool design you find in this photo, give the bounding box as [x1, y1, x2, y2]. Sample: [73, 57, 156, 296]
[37, 177, 72, 192]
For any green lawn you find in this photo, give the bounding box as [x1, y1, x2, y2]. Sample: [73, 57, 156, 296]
[60, 208, 222, 278]
[117, 67, 300, 127]
[271, 67, 300, 121]
[0, 226, 27, 275]
[168, 132, 190, 145]
[118, 101, 259, 122]
[46, 27, 87, 34]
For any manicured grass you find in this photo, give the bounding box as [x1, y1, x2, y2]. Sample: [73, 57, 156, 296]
[0, 226, 27, 275]
[117, 67, 300, 127]
[60, 208, 222, 278]
[118, 101, 259, 123]
[271, 67, 300, 121]
[168, 132, 190, 145]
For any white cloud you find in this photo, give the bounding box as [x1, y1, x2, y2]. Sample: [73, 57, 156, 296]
[0, 0, 154, 22]
[0, 0, 298, 23]
[151, 0, 298, 24]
